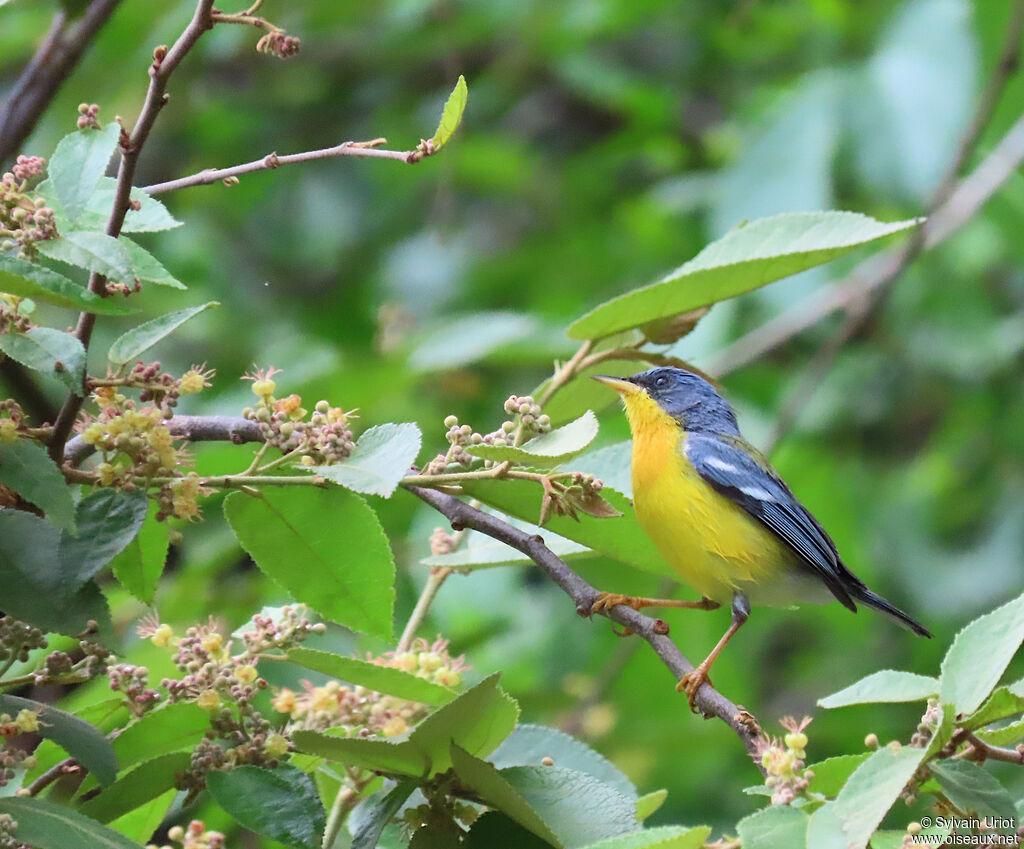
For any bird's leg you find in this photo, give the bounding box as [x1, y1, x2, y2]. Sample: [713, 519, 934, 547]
[591, 593, 720, 615]
[676, 592, 749, 713]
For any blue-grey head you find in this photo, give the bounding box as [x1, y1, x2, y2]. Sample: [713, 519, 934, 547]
[592, 367, 740, 435]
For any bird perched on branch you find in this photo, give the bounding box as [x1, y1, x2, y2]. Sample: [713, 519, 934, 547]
[592, 367, 930, 711]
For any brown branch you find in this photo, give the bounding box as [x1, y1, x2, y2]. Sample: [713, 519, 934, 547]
[49, 0, 216, 461]
[25, 756, 80, 797]
[404, 483, 765, 770]
[963, 731, 1024, 765]
[142, 139, 428, 195]
[0, 0, 123, 166]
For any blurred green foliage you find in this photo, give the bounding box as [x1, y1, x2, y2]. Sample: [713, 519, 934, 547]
[3, 0, 1024, 837]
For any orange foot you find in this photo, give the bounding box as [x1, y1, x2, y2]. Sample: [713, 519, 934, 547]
[676, 665, 712, 713]
[590, 592, 644, 615]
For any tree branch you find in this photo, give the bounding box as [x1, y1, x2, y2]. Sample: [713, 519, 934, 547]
[50, 0, 216, 460]
[404, 483, 765, 769]
[142, 139, 430, 195]
[0, 0, 123, 166]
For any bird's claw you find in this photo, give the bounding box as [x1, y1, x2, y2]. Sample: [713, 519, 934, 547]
[676, 666, 712, 713]
[591, 592, 640, 614]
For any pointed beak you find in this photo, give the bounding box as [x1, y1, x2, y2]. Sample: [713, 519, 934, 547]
[591, 374, 642, 396]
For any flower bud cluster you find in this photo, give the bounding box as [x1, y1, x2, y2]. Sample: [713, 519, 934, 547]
[0, 400, 25, 445]
[275, 637, 468, 738]
[235, 605, 326, 657]
[0, 297, 32, 337]
[0, 156, 57, 258]
[755, 716, 813, 805]
[256, 30, 301, 58]
[429, 527, 459, 556]
[76, 102, 101, 130]
[910, 697, 940, 748]
[424, 395, 553, 474]
[108, 664, 161, 716]
[0, 617, 46, 665]
[241, 368, 356, 465]
[148, 819, 226, 849]
[0, 710, 40, 788]
[0, 812, 23, 849]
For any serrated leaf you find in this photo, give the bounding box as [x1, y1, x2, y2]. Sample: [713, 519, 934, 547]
[467, 411, 599, 467]
[294, 673, 517, 778]
[818, 670, 938, 709]
[313, 423, 421, 497]
[0, 327, 85, 392]
[735, 805, 809, 849]
[421, 515, 590, 571]
[930, 759, 1017, 825]
[0, 695, 117, 786]
[974, 717, 1024, 747]
[828, 744, 927, 849]
[107, 301, 218, 366]
[79, 752, 190, 823]
[109, 702, 210, 773]
[119, 237, 185, 288]
[805, 753, 871, 797]
[0, 510, 111, 636]
[0, 439, 76, 529]
[568, 212, 919, 340]
[79, 178, 182, 233]
[0, 254, 132, 314]
[109, 506, 169, 605]
[490, 724, 636, 799]
[285, 647, 454, 704]
[451, 746, 637, 849]
[46, 125, 120, 221]
[224, 487, 395, 640]
[207, 765, 326, 849]
[60, 489, 148, 589]
[940, 591, 1024, 715]
[37, 230, 135, 281]
[0, 796, 143, 849]
[351, 780, 417, 849]
[430, 75, 468, 150]
[961, 686, 1024, 731]
[579, 826, 708, 849]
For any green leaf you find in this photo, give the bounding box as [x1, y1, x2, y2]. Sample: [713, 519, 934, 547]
[803, 803, 850, 849]
[975, 716, 1024, 746]
[467, 411, 599, 467]
[294, 673, 518, 778]
[567, 212, 919, 340]
[0, 327, 86, 392]
[109, 506, 169, 605]
[805, 753, 871, 797]
[735, 805, 809, 849]
[930, 759, 1017, 824]
[578, 826, 709, 849]
[119, 237, 185, 288]
[430, 75, 468, 150]
[535, 360, 638, 429]
[409, 312, 538, 372]
[78, 178, 182, 233]
[0, 254, 132, 315]
[460, 478, 675, 578]
[961, 686, 1024, 731]
[78, 752, 191, 823]
[207, 765, 326, 849]
[633, 790, 667, 822]
[0, 510, 111, 636]
[828, 744, 927, 849]
[224, 487, 396, 640]
[0, 695, 117, 786]
[107, 301, 218, 366]
[107, 788, 175, 844]
[0, 440, 76, 529]
[940, 590, 1024, 715]
[109, 702, 210, 773]
[421, 515, 590, 571]
[351, 779, 417, 849]
[313, 423, 421, 497]
[451, 746, 638, 849]
[817, 670, 939, 709]
[46, 125, 120, 221]
[0, 796, 145, 849]
[60, 489, 148, 589]
[490, 724, 636, 799]
[285, 647, 454, 704]
[37, 230, 135, 281]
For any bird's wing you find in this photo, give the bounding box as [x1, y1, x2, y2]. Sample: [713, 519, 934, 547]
[684, 434, 857, 611]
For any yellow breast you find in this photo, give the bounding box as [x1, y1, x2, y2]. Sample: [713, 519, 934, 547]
[622, 391, 791, 604]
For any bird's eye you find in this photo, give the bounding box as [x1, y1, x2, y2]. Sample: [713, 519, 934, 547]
[654, 376, 667, 388]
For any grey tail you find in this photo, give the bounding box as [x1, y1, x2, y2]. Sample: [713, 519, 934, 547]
[852, 587, 932, 638]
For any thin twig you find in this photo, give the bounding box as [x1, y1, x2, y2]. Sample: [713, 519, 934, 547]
[50, 0, 216, 460]
[0, 0, 123, 166]
[404, 483, 765, 770]
[143, 140, 425, 195]
[25, 756, 80, 797]
[963, 731, 1024, 765]
[397, 567, 453, 652]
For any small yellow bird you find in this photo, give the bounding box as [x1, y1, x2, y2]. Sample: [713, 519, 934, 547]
[592, 367, 930, 710]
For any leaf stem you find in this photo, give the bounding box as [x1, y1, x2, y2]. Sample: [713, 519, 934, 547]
[397, 567, 454, 653]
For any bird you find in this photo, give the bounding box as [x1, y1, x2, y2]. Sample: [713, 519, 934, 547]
[591, 366, 931, 711]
